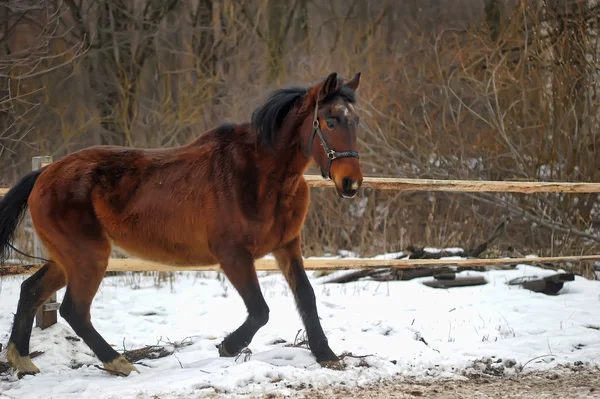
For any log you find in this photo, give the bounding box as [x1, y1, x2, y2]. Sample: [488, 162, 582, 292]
[433, 272, 457, 280]
[423, 276, 488, 288]
[507, 273, 575, 295]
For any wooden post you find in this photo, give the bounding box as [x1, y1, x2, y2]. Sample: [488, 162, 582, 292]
[32, 156, 59, 329]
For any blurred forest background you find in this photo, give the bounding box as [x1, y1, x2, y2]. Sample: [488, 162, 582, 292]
[0, 0, 599, 274]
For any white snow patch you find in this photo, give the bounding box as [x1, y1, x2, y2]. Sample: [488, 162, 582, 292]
[1, 257, 599, 398]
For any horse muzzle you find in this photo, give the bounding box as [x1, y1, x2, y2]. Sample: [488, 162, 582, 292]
[336, 176, 362, 198]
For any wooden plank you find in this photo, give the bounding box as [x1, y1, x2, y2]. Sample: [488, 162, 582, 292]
[32, 156, 57, 330]
[2, 175, 600, 197]
[105, 255, 600, 271]
[3, 254, 600, 277]
[303, 175, 600, 193]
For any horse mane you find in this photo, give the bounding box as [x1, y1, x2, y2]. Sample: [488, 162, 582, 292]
[251, 86, 307, 151]
[251, 78, 357, 151]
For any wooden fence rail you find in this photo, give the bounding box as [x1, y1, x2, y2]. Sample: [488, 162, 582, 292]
[303, 175, 600, 193]
[3, 254, 600, 277]
[2, 175, 600, 196]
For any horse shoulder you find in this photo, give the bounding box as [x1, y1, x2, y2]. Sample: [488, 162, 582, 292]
[277, 176, 311, 244]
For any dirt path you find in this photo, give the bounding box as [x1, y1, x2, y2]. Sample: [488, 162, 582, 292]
[257, 369, 600, 399]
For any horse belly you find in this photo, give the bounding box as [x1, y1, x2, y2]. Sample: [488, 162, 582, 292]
[110, 233, 217, 267]
[96, 199, 218, 267]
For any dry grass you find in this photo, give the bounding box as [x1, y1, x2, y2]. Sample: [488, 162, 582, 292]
[0, 1, 598, 277]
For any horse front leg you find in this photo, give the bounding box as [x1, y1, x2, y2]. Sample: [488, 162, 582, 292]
[215, 246, 270, 358]
[273, 237, 340, 368]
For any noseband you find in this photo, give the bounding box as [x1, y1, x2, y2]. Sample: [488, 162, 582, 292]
[307, 99, 359, 179]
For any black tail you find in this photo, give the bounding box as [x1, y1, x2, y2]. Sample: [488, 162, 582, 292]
[0, 169, 45, 264]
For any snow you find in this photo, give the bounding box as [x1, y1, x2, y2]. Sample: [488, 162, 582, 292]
[1, 255, 600, 399]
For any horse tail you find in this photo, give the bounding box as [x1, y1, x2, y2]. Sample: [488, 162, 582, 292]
[0, 168, 46, 264]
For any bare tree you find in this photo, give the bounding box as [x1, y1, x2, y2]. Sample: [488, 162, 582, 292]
[1, 0, 598, 275]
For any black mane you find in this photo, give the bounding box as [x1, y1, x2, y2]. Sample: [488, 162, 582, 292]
[251, 86, 307, 150]
[251, 78, 357, 151]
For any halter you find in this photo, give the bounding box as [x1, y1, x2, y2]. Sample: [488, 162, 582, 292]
[307, 98, 359, 179]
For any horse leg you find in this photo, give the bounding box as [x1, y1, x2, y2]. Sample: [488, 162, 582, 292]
[216, 247, 270, 358]
[23, 191, 139, 376]
[58, 257, 139, 377]
[6, 262, 66, 376]
[273, 237, 340, 367]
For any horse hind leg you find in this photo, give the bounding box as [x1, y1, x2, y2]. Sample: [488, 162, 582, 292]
[58, 256, 139, 377]
[31, 205, 139, 377]
[6, 262, 66, 376]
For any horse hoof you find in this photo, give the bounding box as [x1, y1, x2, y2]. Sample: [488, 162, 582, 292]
[217, 342, 234, 357]
[6, 343, 40, 377]
[319, 359, 344, 370]
[315, 348, 344, 370]
[315, 347, 339, 364]
[102, 355, 140, 377]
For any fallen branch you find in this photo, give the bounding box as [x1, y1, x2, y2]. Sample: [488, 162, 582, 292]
[122, 345, 173, 363]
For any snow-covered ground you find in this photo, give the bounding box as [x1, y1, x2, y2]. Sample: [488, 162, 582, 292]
[1, 254, 599, 399]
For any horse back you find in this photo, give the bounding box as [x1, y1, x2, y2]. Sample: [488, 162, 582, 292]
[28, 136, 310, 267]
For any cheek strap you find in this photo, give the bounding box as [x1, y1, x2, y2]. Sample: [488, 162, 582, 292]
[307, 99, 359, 179]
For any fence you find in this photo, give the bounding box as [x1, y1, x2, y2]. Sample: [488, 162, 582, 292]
[3, 174, 600, 197]
[1, 156, 600, 329]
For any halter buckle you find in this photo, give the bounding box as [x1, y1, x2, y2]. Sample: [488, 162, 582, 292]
[326, 150, 336, 160]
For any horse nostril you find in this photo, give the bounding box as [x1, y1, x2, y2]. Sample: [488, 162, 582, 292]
[342, 177, 354, 193]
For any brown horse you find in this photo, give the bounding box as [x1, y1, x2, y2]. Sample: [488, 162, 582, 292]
[0, 72, 363, 377]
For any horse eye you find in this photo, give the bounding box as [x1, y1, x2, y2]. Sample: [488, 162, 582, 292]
[326, 119, 336, 129]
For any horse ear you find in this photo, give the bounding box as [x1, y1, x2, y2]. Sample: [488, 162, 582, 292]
[345, 72, 361, 91]
[319, 72, 339, 100]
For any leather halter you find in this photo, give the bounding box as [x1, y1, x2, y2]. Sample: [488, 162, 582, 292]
[307, 99, 359, 179]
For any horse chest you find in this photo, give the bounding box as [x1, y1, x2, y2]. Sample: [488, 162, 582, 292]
[260, 184, 309, 251]
[276, 197, 306, 228]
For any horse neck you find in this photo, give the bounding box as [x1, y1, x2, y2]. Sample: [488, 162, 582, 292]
[260, 126, 312, 184]
[262, 142, 309, 177]
[263, 111, 312, 175]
